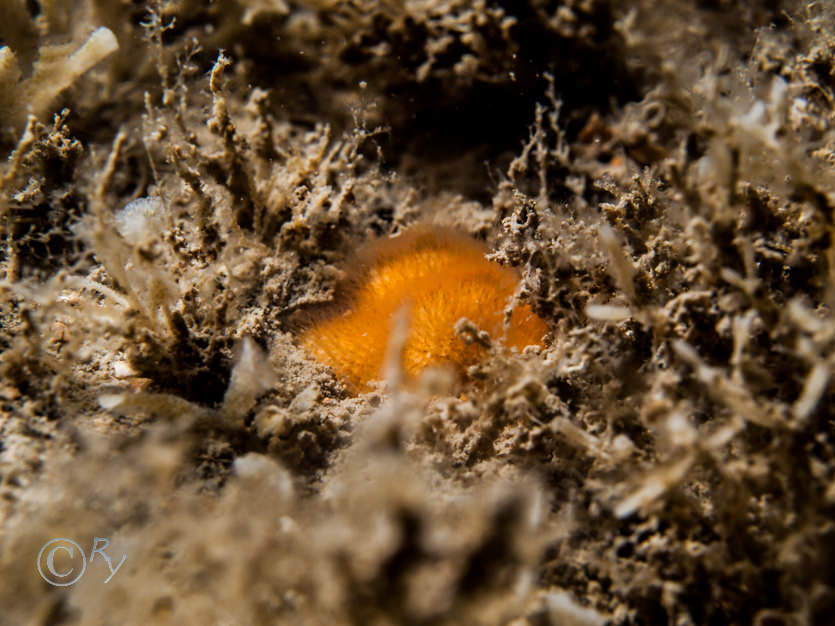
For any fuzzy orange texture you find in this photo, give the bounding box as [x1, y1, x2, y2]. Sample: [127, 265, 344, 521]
[300, 226, 548, 391]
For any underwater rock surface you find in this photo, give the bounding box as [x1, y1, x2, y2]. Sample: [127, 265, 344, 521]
[1, 1, 835, 624]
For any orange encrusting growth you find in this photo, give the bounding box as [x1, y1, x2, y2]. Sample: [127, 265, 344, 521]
[300, 226, 548, 391]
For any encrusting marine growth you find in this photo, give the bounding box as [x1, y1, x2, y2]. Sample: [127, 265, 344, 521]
[300, 225, 548, 391]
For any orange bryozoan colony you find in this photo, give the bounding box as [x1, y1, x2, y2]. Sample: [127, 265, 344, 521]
[300, 225, 548, 391]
